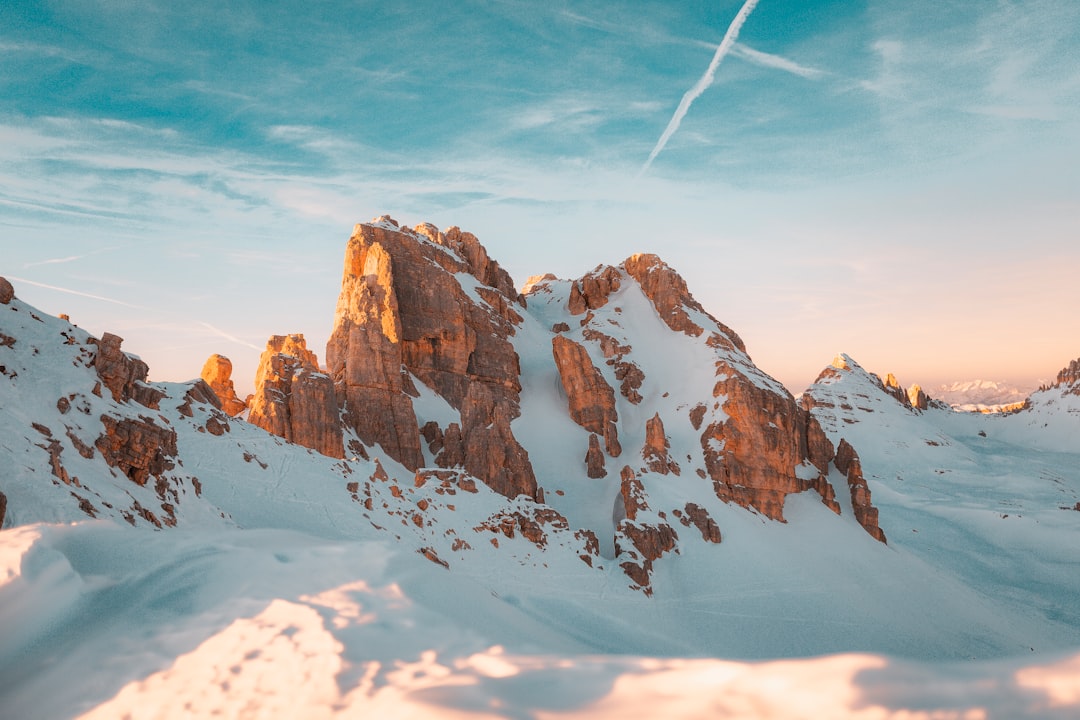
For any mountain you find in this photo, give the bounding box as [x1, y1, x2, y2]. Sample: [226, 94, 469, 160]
[2, 225, 1079, 719]
[935, 378, 1034, 413]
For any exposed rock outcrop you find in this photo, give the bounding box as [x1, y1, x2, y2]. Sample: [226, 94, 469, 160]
[642, 412, 679, 475]
[90, 333, 157, 406]
[834, 439, 887, 543]
[248, 334, 343, 459]
[200, 354, 247, 416]
[552, 335, 621, 456]
[613, 466, 678, 593]
[567, 265, 622, 315]
[0, 277, 13, 305]
[585, 433, 607, 478]
[95, 414, 178, 487]
[883, 373, 930, 411]
[623, 254, 745, 351]
[703, 362, 840, 521]
[1038, 358, 1080, 396]
[678, 503, 722, 544]
[326, 218, 536, 498]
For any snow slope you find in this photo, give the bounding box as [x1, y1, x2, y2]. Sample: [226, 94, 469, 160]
[3, 286, 1080, 717]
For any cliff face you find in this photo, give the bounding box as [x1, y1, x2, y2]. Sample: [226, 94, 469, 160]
[325, 217, 536, 500]
[248, 334, 343, 459]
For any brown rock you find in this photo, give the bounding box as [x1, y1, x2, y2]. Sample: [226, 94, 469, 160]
[459, 382, 538, 499]
[95, 414, 178, 487]
[326, 231, 423, 469]
[248, 334, 343, 458]
[609, 466, 678, 592]
[474, 505, 571, 548]
[585, 433, 607, 478]
[618, 465, 648, 521]
[835, 439, 887, 543]
[0, 276, 13, 304]
[702, 361, 839, 521]
[436, 422, 466, 468]
[0, 489, 6, 528]
[327, 220, 534, 494]
[90, 333, 151, 405]
[622, 254, 745, 351]
[551, 335, 621, 456]
[581, 328, 644, 404]
[200, 354, 247, 416]
[682, 503, 722, 543]
[567, 265, 622, 315]
[642, 413, 679, 475]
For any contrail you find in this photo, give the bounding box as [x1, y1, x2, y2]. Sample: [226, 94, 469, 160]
[640, 0, 761, 175]
[200, 322, 264, 351]
[6, 276, 143, 308]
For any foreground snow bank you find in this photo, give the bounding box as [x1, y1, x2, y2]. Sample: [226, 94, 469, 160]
[2, 522, 1078, 720]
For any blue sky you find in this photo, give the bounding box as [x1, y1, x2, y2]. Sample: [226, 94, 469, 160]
[3, 0, 1079, 395]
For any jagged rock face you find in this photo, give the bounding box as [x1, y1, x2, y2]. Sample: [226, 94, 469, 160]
[678, 503, 722, 544]
[567, 265, 622, 315]
[551, 335, 621, 456]
[613, 466, 679, 594]
[622, 254, 745, 351]
[1049, 358, 1080, 395]
[91, 333, 153, 405]
[883, 372, 931, 411]
[325, 230, 423, 469]
[585, 433, 607, 478]
[0, 277, 13, 305]
[96, 414, 178, 487]
[704, 364, 838, 521]
[248, 334, 343, 459]
[0, 489, 6, 527]
[835, 439, 887, 543]
[326, 218, 536, 498]
[200, 354, 247, 416]
[459, 382, 537, 499]
[642, 413, 679, 475]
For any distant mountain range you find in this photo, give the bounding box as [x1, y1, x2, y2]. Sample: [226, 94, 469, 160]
[933, 378, 1037, 412]
[2, 220, 1078, 718]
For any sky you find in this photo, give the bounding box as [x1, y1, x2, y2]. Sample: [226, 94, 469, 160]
[2, 0, 1079, 397]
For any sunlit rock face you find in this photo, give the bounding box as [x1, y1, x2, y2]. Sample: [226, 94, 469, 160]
[703, 367, 840, 522]
[1045, 358, 1080, 395]
[248, 334, 343, 459]
[326, 217, 536, 500]
[551, 334, 621, 457]
[0, 276, 14, 305]
[835, 439, 887, 543]
[200, 354, 247, 416]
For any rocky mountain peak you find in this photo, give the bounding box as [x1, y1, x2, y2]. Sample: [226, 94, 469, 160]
[248, 334, 343, 458]
[324, 219, 536, 499]
[200, 354, 247, 416]
[1047, 358, 1080, 394]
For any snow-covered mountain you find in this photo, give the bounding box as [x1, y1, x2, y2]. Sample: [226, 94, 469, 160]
[935, 378, 1034, 413]
[2, 223, 1079, 719]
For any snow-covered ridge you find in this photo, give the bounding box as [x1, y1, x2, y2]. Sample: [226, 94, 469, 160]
[3, 225, 1080, 718]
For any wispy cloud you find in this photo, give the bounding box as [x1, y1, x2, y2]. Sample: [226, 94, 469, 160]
[23, 255, 82, 268]
[6, 276, 143, 308]
[731, 43, 824, 79]
[640, 0, 761, 175]
[199, 322, 264, 351]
